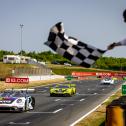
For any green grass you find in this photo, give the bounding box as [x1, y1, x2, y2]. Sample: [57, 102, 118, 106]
[47, 64, 115, 75]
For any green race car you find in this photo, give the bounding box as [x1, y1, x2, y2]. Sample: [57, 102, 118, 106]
[50, 84, 76, 97]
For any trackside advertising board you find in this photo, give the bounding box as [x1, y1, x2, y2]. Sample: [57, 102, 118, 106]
[5, 77, 29, 84]
[71, 72, 126, 77]
[72, 72, 96, 76]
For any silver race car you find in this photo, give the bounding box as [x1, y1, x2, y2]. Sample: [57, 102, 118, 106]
[0, 89, 35, 112]
[101, 77, 114, 85]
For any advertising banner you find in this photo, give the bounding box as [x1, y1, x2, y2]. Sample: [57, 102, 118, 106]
[72, 72, 126, 77]
[5, 77, 29, 83]
[72, 72, 96, 76]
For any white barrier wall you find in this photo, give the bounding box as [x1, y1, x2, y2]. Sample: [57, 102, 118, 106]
[17, 75, 65, 81]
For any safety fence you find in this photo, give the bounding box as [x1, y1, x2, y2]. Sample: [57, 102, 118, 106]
[13, 67, 51, 76]
[0, 64, 52, 80]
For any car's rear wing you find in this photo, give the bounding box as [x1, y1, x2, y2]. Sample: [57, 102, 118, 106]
[65, 84, 76, 87]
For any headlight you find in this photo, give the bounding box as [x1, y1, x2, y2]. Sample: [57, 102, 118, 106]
[50, 89, 55, 92]
[16, 99, 22, 103]
[63, 89, 67, 91]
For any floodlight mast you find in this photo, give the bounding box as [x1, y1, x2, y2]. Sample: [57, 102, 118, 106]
[20, 24, 24, 57]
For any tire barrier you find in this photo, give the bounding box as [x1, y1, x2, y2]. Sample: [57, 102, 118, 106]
[106, 96, 126, 126]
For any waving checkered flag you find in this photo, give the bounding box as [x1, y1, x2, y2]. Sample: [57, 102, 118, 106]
[45, 22, 106, 68]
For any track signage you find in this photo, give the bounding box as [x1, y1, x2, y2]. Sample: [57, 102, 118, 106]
[122, 84, 126, 95]
[5, 77, 29, 83]
[72, 72, 126, 77]
[65, 75, 73, 80]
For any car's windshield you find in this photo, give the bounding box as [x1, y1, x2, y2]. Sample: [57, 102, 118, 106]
[104, 78, 111, 81]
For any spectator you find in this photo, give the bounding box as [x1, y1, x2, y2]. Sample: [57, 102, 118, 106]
[107, 9, 126, 50]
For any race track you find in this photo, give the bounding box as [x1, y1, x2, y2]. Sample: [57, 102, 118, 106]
[0, 79, 123, 126]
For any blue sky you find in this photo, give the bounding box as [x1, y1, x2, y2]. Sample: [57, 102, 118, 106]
[0, 0, 126, 58]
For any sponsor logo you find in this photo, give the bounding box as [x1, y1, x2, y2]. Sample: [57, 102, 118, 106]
[5, 77, 29, 83]
[72, 72, 126, 77]
[0, 100, 12, 104]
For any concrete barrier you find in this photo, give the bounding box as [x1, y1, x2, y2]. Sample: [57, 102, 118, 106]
[17, 75, 65, 81]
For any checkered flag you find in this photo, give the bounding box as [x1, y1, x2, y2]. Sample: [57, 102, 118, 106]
[45, 22, 106, 68]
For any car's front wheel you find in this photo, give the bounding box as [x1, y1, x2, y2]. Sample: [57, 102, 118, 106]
[31, 97, 35, 110]
[24, 101, 28, 112]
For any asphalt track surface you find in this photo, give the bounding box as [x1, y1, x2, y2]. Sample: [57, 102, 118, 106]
[0, 80, 123, 126]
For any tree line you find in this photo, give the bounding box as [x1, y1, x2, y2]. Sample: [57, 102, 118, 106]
[0, 50, 126, 71]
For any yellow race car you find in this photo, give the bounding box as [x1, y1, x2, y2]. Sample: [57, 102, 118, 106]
[50, 84, 76, 97]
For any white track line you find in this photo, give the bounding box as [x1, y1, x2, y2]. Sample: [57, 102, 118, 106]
[70, 104, 101, 126]
[61, 104, 74, 106]
[53, 108, 63, 113]
[77, 93, 106, 96]
[27, 108, 63, 114]
[27, 111, 53, 114]
[54, 99, 61, 101]
[80, 99, 85, 102]
[8, 122, 31, 125]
